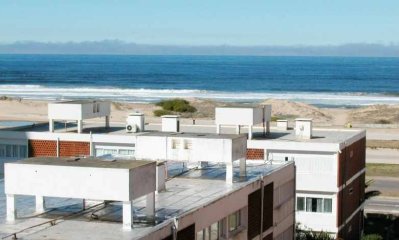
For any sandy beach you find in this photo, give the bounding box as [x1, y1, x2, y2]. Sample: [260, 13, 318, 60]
[1, 97, 399, 127]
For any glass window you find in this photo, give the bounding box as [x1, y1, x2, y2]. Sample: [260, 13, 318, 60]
[210, 222, 219, 240]
[19, 145, 27, 158]
[324, 199, 332, 213]
[184, 140, 192, 150]
[297, 197, 305, 211]
[196, 230, 204, 240]
[306, 197, 323, 212]
[172, 139, 180, 149]
[6, 145, 12, 157]
[228, 210, 240, 232]
[12, 145, 18, 157]
[0, 145, 5, 157]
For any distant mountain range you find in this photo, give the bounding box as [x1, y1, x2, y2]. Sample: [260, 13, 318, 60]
[0, 40, 398, 57]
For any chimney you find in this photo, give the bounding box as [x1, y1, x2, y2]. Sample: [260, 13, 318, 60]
[161, 115, 180, 132]
[295, 118, 312, 139]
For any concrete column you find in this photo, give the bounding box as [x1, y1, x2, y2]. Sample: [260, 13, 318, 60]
[248, 125, 253, 139]
[236, 125, 241, 134]
[35, 195, 45, 213]
[156, 163, 166, 193]
[216, 124, 221, 134]
[239, 158, 246, 177]
[226, 163, 234, 184]
[122, 201, 133, 230]
[105, 116, 110, 128]
[77, 120, 83, 134]
[146, 192, 155, 221]
[266, 121, 270, 135]
[6, 194, 16, 222]
[49, 119, 54, 132]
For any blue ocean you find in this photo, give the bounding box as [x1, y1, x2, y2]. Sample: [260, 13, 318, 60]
[0, 54, 398, 107]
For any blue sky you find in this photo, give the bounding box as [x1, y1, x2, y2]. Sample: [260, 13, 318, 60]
[0, 0, 398, 46]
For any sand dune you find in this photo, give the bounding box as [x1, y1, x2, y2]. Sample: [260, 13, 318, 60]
[0, 98, 398, 127]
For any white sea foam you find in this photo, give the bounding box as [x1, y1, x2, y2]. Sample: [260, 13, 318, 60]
[0, 85, 398, 107]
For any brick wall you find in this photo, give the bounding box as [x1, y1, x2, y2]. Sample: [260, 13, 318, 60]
[29, 140, 57, 157]
[59, 141, 90, 157]
[247, 148, 264, 160]
[338, 137, 366, 186]
[29, 140, 90, 157]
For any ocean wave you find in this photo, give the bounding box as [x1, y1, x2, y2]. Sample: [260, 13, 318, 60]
[0, 84, 399, 107]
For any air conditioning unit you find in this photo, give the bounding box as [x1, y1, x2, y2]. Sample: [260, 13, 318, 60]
[126, 123, 138, 133]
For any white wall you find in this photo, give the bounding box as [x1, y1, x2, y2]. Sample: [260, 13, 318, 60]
[267, 150, 338, 192]
[48, 101, 110, 121]
[48, 103, 82, 120]
[296, 192, 338, 233]
[5, 162, 155, 201]
[135, 135, 246, 163]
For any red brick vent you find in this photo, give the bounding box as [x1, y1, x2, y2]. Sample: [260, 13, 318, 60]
[247, 148, 264, 160]
[29, 140, 57, 157]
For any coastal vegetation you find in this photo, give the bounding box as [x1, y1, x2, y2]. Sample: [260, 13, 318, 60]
[366, 163, 399, 178]
[366, 140, 399, 149]
[153, 99, 197, 117]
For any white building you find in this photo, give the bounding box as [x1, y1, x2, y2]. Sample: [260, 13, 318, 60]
[246, 120, 366, 239]
[0, 103, 296, 239]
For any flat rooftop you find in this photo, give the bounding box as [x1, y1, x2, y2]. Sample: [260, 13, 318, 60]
[251, 128, 364, 144]
[0, 161, 287, 239]
[3, 120, 364, 144]
[9, 157, 154, 169]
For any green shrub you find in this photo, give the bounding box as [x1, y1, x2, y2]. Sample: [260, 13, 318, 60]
[155, 99, 197, 113]
[362, 234, 383, 240]
[153, 109, 173, 117]
[375, 119, 391, 124]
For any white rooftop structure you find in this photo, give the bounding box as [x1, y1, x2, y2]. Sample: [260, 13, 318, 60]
[215, 105, 271, 139]
[295, 118, 313, 139]
[48, 100, 111, 134]
[161, 115, 180, 132]
[135, 132, 247, 183]
[4, 157, 156, 230]
[126, 112, 145, 133]
[0, 160, 295, 240]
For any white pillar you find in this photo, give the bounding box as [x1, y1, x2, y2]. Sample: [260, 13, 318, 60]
[6, 194, 16, 222]
[105, 116, 110, 128]
[226, 163, 234, 184]
[266, 121, 270, 134]
[122, 201, 133, 230]
[35, 195, 45, 213]
[248, 125, 253, 139]
[49, 119, 54, 132]
[146, 192, 155, 221]
[236, 125, 241, 134]
[77, 120, 83, 134]
[239, 158, 246, 177]
[216, 124, 221, 134]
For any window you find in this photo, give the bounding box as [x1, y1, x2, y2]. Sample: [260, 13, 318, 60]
[0, 144, 28, 158]
[297, 197, 305, 211]
[324, 199, 332, 213]
[95, 146, 135, 158]
[196, 221, 221, 240]
[300, 197, 332, 213]
[93, 102, 100, 113]
[184, 140, 192, 150]
[306, 198, 323, 212]
[172, 139, 181, 149]
[228, 210, 241, 232]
